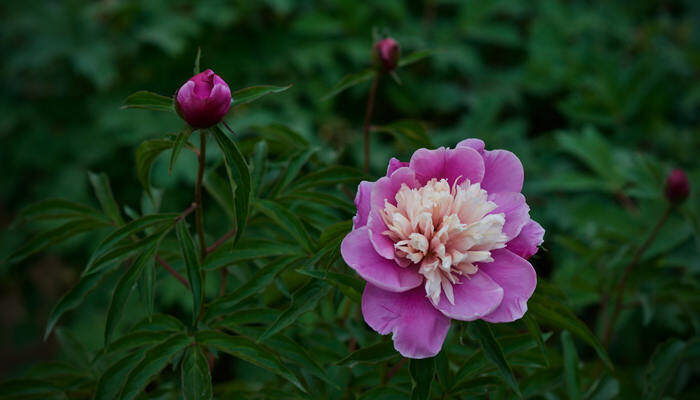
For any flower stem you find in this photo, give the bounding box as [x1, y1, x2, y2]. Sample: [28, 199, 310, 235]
[601, 205, 671, 347]
[195, 131, 207, 262]
[363, 72, 380, 173]
[155, 255, 190, 289]
[205, 227, 237, 255]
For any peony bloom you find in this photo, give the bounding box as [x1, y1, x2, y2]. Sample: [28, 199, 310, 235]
[373, 38, 401, 72]
[175, 69, 231, 129]
[665, 169, 690, 205]
[341, 139, 544, 358]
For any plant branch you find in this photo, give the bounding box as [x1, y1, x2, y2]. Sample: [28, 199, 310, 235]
[205, 227, 237, 255]
[383, 358, 407, 384]
[195, 131, 207, 262]
[601, 205, 671, 347]
[362, 72, 380, 173]
[175, 202, 198, 222]
[155, 255, 190, 289]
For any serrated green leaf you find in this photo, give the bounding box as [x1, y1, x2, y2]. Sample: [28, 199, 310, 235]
[291, 166, 366, 191]
[203, 257, 300, 322]
[105, 244, 158, 345]
[322, 69, 375, 100]
[296, 269, 363, 303]
[88, 171, 124, 225]
[176, 221, 203, 325]
[410, 357, 435, 400]
[118, 333, 191, 400]
[84, 213, 177, 275]
[181, 345, 212, 400]
[230, 84, 292, 108]
[467, 320, 521, 398]
[561, 331, 582, 400]
[44, 267, 116, 340]
[7, 219, 110, 264]
[195, 330, 305, 392]
[135, 138, 174, 195]
[259, 280, 329, 341]
[169, 126, 193, 174]
[122, 91, 175, 112]
[529, 293, 613, 370]
[336, 341, 398, 366]
[203, 239, 303, 271]
[212, 126, 251, 245]
[254, 199, 315, 253]
[398, 50, 433, 68]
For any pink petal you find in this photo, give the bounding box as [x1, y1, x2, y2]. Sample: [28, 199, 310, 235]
[362, 284, 451, 359]
[480, 249, 537, 323]
[370, 167, 419, 211]
[341, 227, 423, 293]
[507, 220, 545, 259]
[456, 138, 485, 154]
[409, 147, 484, 186]
[434, 270, 504, 321]
[367, 210, 396, 259]
[352, 181, 374, 228]
[386, 158, 408, 176]
[481, 150, 524, 194]
[488, 192, 530, 241]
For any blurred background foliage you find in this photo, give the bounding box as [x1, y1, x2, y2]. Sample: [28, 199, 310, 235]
[1, 0, 699, 398]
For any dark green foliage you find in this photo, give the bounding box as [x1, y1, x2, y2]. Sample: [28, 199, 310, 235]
[1, 1, 699, 399]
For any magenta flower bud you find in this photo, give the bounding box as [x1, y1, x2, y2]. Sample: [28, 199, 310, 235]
[373, 38, 401, 71]
[665, 169, 690, 204]
[175, 69, 231, 129]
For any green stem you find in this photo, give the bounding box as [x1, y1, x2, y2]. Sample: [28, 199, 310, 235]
[195, 131, 207, 263]
[363, 72, 380, 173]
[601, 205, 671, 347]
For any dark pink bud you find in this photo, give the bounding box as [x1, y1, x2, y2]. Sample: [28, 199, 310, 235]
[373, 38, 401, 71]
[175, 69, 231, 129]
[665, 169, 690, 204]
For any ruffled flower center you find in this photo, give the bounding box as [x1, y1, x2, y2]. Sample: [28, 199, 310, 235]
[381, 178, 507, 305]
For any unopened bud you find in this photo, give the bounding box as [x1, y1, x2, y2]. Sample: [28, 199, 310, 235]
[665, 169, 690, 204]
[175, 69, 231, 129]
[372, 38, 400, 72]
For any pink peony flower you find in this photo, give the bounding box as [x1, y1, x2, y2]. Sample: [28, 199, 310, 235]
[175, 69, 231, 129]
[341, 139, 544, 358]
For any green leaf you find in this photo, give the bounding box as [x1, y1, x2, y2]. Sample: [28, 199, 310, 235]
[212, 126, 252, 244]
[643, 338, 687, 400]
[203, 169, 235, 223]
[322, 69, 375, 100]
[203, 257, 301, 322]
[281, 190, 355, 214]
[435, 350, 451, 389]
[119, 333, 192, 400]
[561, 331, 582, 400]
[410, 357, 435, 400]
[467, 320, 522, 398]
[84, 213, 177, 275]
[195, 330, 305, 392]
[204, 239, 303, 271]
[15, 198, 106, 224]
[259, 280, 329, 341]
[104, 330, 167, 355]
[95, 352, 145, 400]
[557, 127, 624, 186]
[253, 124, 310, 150]
[254, 199, 315, 253]
[44, 267, 115, 340]
[0, 379, 62, 400]
[176, 221, 203, 325]
[529, 293, 613, 370]
[7, 219, 110, 264]
[522, 312, 548, 366]
[399, 50, 433, 68]
[193, 47, 201, 74]
[319, 219, 353, 247]
[336, 341, 398, 366]
[86, 227, 170, 276]
[296, 268, 363, 303]
[135, 138, 174, 195]
[88, 171, 124, 225]
[372, 119, 432, 148]
[270, 147, 318, 197]
[250, 140, 268, 196]
[138, 256, 155, 318]
[132, 313, 185, 332]
[104, 244, 158, 345]
[291, 166, 366, 190]
[169, 126, 193, 174]
[230, 84, 292, 108]
[122, 91, 175, 113]
[181, 345, 213, 400]
[215, 308, 280, 328]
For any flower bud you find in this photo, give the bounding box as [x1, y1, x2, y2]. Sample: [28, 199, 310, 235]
[175, 69, 231, 129]
[665, 169, 690, 204]
[372, 38, 400, 72]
